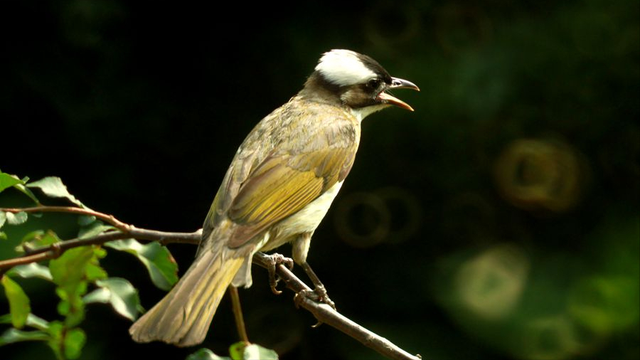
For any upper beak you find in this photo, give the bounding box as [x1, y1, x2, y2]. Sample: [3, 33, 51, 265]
[377, 77, 420, 112]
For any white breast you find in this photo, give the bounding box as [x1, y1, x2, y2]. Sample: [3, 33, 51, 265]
[262, 181, 344, 251]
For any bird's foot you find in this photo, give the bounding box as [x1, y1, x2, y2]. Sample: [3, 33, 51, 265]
[294, 285, 336, 328]
[260, 252, 294, 295]
[294, 285, 336, 310]
[295, 261, 336, 314]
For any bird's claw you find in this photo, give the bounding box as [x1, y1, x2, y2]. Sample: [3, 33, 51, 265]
[294, 285, 336, 328]
[262, 253, 294, 295]
[294, 285, 336, 310]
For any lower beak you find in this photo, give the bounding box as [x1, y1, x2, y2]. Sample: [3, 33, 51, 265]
[377, 77, 420, 111]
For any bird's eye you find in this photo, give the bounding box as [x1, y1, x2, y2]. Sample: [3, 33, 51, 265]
[367, 78, 381, 89]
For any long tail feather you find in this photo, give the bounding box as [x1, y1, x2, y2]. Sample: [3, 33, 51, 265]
[129, 249, 245, 347]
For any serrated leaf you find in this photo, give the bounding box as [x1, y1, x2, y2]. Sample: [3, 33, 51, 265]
[0, 328, 49, 345]
[1, 275, 31, 329]
[83, 278, 142, 321]
[0, 172, 23, 193]
[106, 239, 178, 291]
[5, 211, 28, 225]
[9, 263, 53, 281]
[27, 177, 84, 208]
[186, 348, 231, 360]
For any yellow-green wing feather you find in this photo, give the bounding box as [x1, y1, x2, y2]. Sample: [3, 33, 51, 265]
[202, 99, 359, 249]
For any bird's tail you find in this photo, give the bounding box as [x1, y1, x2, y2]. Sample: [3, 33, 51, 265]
[129, 248, 245, 347]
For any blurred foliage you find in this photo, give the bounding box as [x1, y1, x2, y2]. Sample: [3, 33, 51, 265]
[1, 0, 638, 360]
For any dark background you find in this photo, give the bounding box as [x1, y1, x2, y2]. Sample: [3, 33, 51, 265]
[1, 1, 638, 359]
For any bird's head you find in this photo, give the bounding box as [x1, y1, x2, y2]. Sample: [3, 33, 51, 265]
[304, 49, 419, 120]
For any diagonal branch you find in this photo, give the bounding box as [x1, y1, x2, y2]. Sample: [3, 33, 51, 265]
[253, 253, 422, 360]
[0, 206, 421, 360]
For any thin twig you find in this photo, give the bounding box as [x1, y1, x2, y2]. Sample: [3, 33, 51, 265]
[2, 206, 131, 232]
[229, 286, 250, 344]
[0, 229, 201, 271]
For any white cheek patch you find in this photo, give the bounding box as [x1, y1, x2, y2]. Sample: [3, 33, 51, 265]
[315, 49, 376, 87]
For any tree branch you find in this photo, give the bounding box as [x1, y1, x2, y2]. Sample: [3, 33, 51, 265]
[2, 206, 132, 232]
[0, 206, 421, 360]
[253, 253, 422, 360]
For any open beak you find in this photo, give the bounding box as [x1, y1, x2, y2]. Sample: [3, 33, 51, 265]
[377, 77, 420, 111]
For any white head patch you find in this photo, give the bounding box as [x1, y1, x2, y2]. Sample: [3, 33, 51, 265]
[315, 49, 377, 87]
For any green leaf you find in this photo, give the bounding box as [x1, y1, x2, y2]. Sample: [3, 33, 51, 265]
[50, 247, 98, 286]
[21, 230, 45, 243]
[0, 172, 40, 203]
[0, 328, 49, 345]
[83, 278, 142, 321]
[13, 183, 41, 204]
[8, 263, 53, 281]
[47, 321, 64, 358]
[49, 246, 107, 327]
[229, 342, 245, 360]
[186, 348, 231, 360]
[186, 344, 278, 360]
[26, 313, 50, 331]
[5, 211, 28, 225]
[63, 327, 86, 359]
[27, 177, 85, 208]
[24, 230, 61, 246]
[47, 321, 85, 359]
[0, 211, 6, 228]
[77, 215, 96, 226]
[77, 221, 114, 239]
[243, 344, 279, 360]
[1, 275, 31, 329]
[228, 342, 278, 360]
[106, 239, 178, 291]
[18, 230, 61, 253]
[0, 313, 49, 330]
[0, 172, 22, 193]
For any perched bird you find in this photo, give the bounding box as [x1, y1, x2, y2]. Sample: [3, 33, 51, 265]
[129, 49, 419, 346]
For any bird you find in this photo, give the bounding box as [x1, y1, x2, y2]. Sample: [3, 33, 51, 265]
[129, 49, 419, 346]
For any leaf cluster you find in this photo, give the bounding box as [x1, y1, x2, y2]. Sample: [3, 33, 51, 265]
[0, 172, 176, 359]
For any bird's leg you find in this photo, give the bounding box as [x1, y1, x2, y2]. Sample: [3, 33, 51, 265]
[295, 261, 336, 311]
[256, 252, 294, 295]
[291, 233, 336, 312]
